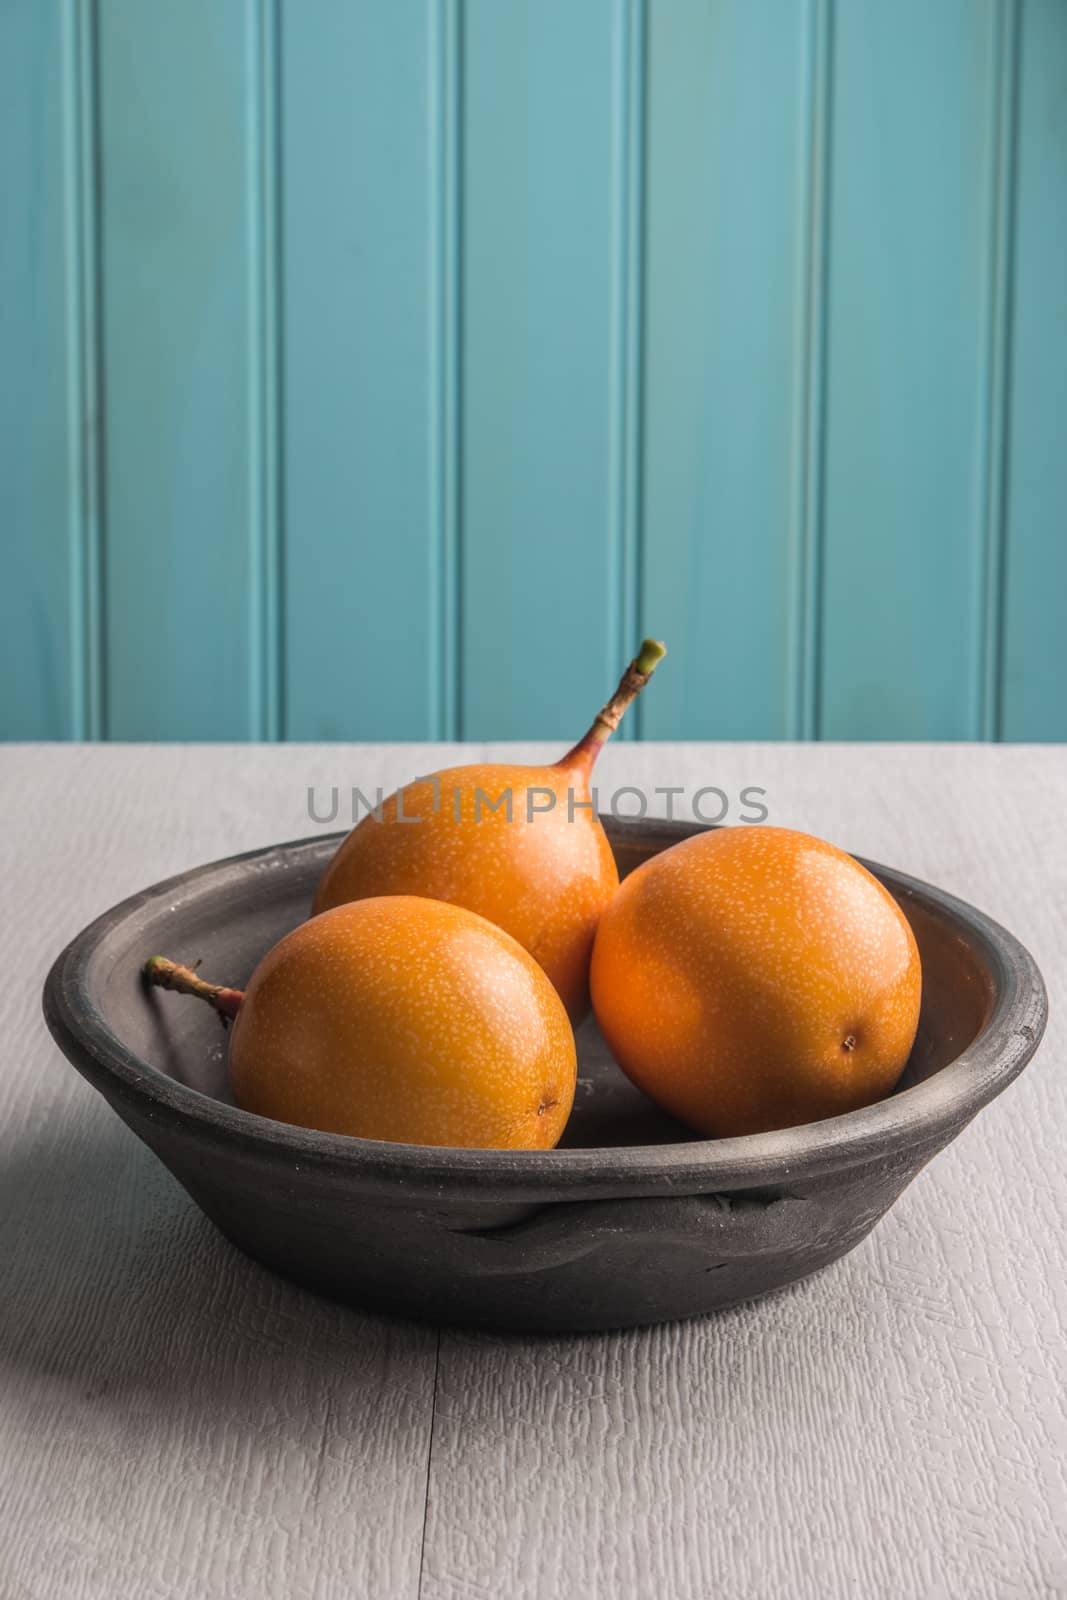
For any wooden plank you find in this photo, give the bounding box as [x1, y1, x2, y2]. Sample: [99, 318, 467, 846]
[0, 1, 82, 738]
[2, 742, 1066, 1596]
[418, 741, 1067, 1600]
[281, 0, 440, 740]
[819, 0, 997, 739]
[97, 0, 260, 739]
[639, 0, 816, 740]
[1001, 0, 1067, 740]
[0, 743, 439, 1599]
[460, 0, 626, 740]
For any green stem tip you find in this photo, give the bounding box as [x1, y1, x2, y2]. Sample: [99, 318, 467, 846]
[635, 638, 667, 676]
[559, 636, 668, 773]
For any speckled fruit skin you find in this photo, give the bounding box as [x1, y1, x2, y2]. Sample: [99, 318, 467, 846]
[591, 826, 922, 1138]
[230, 896, 577, 1149]
[312, 763, 618, 1023]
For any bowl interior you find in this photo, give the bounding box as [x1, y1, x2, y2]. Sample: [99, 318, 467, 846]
[83, 827, 996, 1151]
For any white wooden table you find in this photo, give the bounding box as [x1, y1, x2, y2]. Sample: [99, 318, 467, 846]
[1, 744, 1065, 1600]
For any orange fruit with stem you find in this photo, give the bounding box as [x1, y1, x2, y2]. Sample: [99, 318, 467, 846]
[312, 640, 666, 1021]
[145, 896, 577, 1149]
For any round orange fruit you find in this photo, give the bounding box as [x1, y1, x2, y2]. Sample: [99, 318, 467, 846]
[312, 762, 618, 1023]
[590, 826, 922, 1137]
[230, 896, 577, 1149]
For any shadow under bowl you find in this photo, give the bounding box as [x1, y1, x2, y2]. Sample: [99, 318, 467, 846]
[43, 819, 1047, 1333]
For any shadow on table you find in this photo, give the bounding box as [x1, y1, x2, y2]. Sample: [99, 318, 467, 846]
[0, 1103, 837, 1433]
[0, 1111, 436, 1417]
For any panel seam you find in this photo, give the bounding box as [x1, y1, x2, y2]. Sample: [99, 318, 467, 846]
[977, 0, 1021, 743]
[788, 0, 833, 742]
[248, 0, 284, 740]
[609, 0, 647, 736]
[429, 0, 463, 741]
[64, 0, 106, 740]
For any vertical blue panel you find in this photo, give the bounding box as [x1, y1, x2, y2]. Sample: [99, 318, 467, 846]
[1001, 0, 1067, 740]
[640, 0, 815, 740]
[819, 0, 996, 739]
[282, 0, 438, 740]
[1, 2, 79, 738]
[3, 2, 1066, 745]
[460, 0, 625, 741]
[98, 0, 258, 739]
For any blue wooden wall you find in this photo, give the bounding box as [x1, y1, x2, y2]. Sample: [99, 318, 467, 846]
[3, 0, 1065, 743]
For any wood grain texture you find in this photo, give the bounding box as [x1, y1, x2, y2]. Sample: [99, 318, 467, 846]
[0, 746, 447, 1600]
[1, 743, 1066, 1598]
[426, 740, 1067, 1599]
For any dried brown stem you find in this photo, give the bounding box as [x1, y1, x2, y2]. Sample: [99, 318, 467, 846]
[558, 638, 667, 775]
[143, 956, 244, 1025]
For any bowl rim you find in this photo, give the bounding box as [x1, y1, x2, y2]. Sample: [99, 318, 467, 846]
[42, 823, 1048, 1203]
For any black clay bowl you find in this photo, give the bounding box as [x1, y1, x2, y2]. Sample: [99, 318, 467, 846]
[43, 820, 1047, 1333]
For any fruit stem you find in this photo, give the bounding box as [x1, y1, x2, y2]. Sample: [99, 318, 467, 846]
[143, 956, 244, 1025]
[558, 638, 667, 776]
